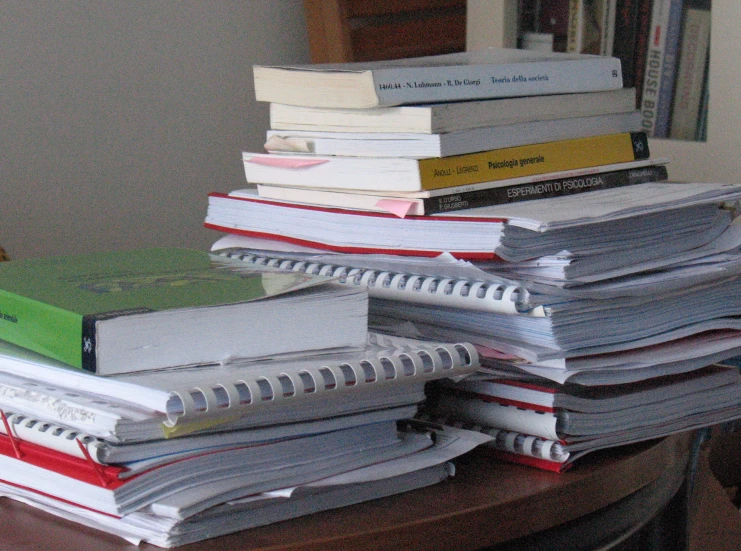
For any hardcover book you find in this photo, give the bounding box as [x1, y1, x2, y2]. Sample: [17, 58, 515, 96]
[0, 248, 368, 375]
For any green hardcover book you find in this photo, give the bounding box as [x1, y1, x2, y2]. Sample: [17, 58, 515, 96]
[0, 248, 368, 375]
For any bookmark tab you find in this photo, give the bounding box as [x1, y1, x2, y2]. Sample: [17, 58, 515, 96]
[247, 156, 328, 168]
[375, 198, 416, 218]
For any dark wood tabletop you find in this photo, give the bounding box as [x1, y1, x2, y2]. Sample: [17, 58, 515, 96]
[0, 432, 693, 551]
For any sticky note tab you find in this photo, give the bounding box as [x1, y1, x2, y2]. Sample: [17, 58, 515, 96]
[247, 156, 328, 168]
[375, 199, 416, 218]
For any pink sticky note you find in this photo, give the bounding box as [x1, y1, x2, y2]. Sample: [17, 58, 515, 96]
[375, 198, 416, 218]
[475, 346, 521, 360]
[247, 156, 328, 168]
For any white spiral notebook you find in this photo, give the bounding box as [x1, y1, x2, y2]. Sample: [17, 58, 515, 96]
[215, 247, 546, 317]
[0, 332, 478, 438]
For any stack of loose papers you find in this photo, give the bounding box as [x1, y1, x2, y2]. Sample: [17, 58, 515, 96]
[424, 363, 741, 471]
[208, 183, 741, 471]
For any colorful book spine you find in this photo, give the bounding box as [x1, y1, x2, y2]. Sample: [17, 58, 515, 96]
[420, 163, 667, 213]
[415, 132, 649, 190]
[244, 132, 651, 192]
[639, 0, 680, 136]
[653, 0, 684, 137]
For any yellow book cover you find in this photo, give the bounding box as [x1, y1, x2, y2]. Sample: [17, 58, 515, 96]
[417, 132, 649, 190]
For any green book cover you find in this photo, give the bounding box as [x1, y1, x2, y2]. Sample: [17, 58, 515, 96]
[0, 248, 326, 372]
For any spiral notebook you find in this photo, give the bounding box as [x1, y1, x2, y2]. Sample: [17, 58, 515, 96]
[0, 332, 479, 438]
[215, 247, 546, 317]
[0, 419, 435, 517]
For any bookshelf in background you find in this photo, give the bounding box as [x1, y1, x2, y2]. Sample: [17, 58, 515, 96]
[513, 0, 711, 144]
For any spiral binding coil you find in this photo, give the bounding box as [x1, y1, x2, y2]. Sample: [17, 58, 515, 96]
[218, 249, 539, 315]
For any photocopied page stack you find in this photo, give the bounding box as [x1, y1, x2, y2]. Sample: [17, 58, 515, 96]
[205, 46, 741, 473]
[0, 247, 488, 547]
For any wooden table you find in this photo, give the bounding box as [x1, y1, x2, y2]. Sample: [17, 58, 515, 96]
[0, 433, 694, 551]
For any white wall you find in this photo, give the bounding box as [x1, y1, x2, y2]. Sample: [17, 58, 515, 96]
[0, 1, 311, 260]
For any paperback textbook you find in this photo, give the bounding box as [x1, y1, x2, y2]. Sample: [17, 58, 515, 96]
[264, 111, 643, 158]
[268, 88, 638, 134]
[0, 248, 368, 375]
[253, 48, 623, 108]
[205, 183, 741, 260]
[242, 132, 650, 192]
[252, 161, 669, 215]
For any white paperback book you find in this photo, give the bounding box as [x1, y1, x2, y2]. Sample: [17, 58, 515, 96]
[264, 111, 642, 158]
[267, 88, 638, 134]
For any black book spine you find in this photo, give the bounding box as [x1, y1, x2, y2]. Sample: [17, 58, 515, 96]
[632, 0, 655, 105]
[422, 164, 668, 214]
[612, 0, 641, 94]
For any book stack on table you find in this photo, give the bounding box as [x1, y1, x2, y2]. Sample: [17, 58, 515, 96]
[0, 247, 487, 546]
[205, 47, 741, 472]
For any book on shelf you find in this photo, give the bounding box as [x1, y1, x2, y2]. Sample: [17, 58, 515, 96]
[253, 48, 624, 109]
[263, 111, 643, 159]
[669, 1, 711, 141]
[268, 88, 639, 134]
[631, 0, 654, 106]
[205, 183, 741, 260]
[653, 0, 685, 137]
[0, 332, 479, 438]
[251, 161, 669, 215]
[565, 0, 585, 53]
[0, 248, 368, 375]
[242, 132, 650, 193]
[610, 0, 642, 93]
[639, 0, 684, 137]
[601, 0, 619, 56]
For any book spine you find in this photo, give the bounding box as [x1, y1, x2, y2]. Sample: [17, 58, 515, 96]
[653, 0, 684, 137]
[601, 0, 619, 55]
[632, 0, 654, 108]
[0, 290, 84, 371]
[416, 132, 650, 191]
[611, 0, 641, 90]
[217, 249, 536, 315]
[566, 0, 584, 52]
[669, 6, 711, 140]
[639, 0, 672, 136]
[422, 164, 667, 213]
[371, 57, 624, 106]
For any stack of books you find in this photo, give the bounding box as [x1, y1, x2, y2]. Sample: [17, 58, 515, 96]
[0, 247, 486, 546]
[204, 47, 741, 472]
